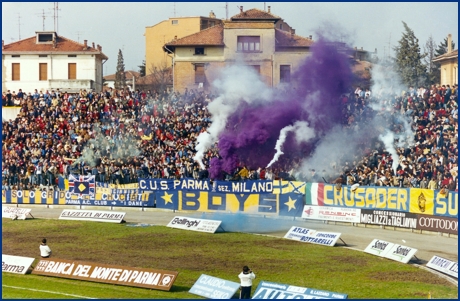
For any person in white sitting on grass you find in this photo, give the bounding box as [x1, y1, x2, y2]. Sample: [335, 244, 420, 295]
[40, 238, 52, 258]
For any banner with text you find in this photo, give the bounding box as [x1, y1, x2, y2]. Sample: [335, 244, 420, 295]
[2, 206, 32, 220]
[416, 214, 458, 235]
[284, 226, 342, 247]
[189, 274, 240, 299]
[364, 239, 418, 264]
[167, 216, 222, 233]
[252, 281, 348, 299]
[2, 254, 35, 274]
[31, 258, 178, 290]
[59, 210, 126, 223]
[305, 183, 458, 218]
[426, 256, 458, 278]
[360, 209, 418, 229]
[302, 205, 361, 223]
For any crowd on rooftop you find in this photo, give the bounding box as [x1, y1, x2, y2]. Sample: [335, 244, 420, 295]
[2, 82, 458, 193]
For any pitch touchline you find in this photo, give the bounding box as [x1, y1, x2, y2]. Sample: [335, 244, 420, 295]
[2, 284, 97, 299]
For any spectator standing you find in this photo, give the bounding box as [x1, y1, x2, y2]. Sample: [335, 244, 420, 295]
[238, 266, 256, 299]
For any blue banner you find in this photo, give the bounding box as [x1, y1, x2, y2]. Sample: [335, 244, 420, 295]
[189, 274, 240, 299]
[253, 281, 348, 299]
[138, 179, 273, 193]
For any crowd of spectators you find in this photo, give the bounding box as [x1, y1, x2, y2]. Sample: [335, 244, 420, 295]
[2, 83, 458, 193]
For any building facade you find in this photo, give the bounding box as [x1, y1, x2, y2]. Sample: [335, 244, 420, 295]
[144, 12, 223, 75]
[432, 34, 458, 86]
[2, 31, 108, 93]
[163, 7, 314, 92]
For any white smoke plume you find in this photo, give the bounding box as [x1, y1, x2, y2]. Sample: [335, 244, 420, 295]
[379, 131, 399, 174]
[266, 121, 315, 168]
[193, 64, 272, 168]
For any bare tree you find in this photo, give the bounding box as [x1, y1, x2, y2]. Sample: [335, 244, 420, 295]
[147, 59, 172, 92]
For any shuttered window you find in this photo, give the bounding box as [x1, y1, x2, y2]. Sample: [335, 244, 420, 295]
[12, 63, 20, 81]
[280, 65, 291, 83]
[195, 64, 205, 84]
[68, 63, 76, 79]
[39, 63, 48, 81]
[237, 36, 260, 52]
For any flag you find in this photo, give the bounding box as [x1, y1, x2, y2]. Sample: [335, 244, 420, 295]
[68, 174, 95, 197]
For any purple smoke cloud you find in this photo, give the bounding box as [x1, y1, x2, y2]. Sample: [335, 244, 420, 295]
[208, 38, 356, 179]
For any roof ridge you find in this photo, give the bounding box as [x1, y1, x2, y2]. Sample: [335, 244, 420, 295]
[169, 23, 223, 44]
[4, 36, 35, 46]
[275, 28, 310, 40]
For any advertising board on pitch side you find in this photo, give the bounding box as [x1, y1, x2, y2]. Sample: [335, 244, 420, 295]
[426, 256, 458, 278]
[283, 226, 342, 247]
[2, 206, 32, 220]
[302, 205, 361, 223]
[189, 274, 240, 299]
[2, 254, 35, 274]
[364, 239, 418, 264]
[58, 209, 126, 223]
[31, 258, 178, 290]
[167, 216, 222, 233]
[252, 280, 348, 299]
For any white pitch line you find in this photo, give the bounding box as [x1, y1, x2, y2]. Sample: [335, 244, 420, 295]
[2, 284, 97, 299]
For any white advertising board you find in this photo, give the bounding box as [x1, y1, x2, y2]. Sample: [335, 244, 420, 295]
[364, 239, 394, 257]
[2, 206, 32, 220]
[59, 209, 126, 223]
[167, 216, 222, 233]
[385, 243, 418, 264]
[283, 226, 342, 247]
[302, 205, 361, 223]
[426, 256, 458, 278]
[2, 254, 35, 274]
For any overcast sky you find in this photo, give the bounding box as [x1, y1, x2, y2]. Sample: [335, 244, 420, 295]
[2, 2, 458, 76]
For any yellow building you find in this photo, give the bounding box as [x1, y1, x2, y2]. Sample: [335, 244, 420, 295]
[144, 11, 223, 75]
[163, 6, 314, 92]
[432, 34, 458, 86]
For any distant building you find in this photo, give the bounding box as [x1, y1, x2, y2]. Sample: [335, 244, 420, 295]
[2, 31, 108, 93]
[103, 70, 140, 90]
[144, 11, 223, 75]
[432, 34, 458, 86]
[163, 6, 314, 92]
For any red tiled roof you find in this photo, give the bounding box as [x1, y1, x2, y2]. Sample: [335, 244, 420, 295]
[231, 8, 281, 21]
[165, 25, 224, 46]
[275, 29, 314, 48]
[3, 34, 108, 59]
[103, 71, 140, 81]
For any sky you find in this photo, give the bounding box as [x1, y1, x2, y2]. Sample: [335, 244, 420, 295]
[2, 2, 458, 76]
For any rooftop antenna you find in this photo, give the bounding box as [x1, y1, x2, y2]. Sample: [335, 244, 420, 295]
[387, 33, 391, 58]
[35, 9, 49, 31]
[173, 2, 176, 17]
[17, 13, 22, 40]
[49, 2, 61, 32]
[264, 2, 266, 11]
[75, 31, 84, 43]
[225, 2, 228, 20]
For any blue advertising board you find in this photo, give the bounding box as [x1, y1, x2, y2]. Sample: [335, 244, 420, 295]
[189, 274, 241, 299]
[252, 281, 348, 299]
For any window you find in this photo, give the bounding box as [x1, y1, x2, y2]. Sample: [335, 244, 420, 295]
[195, 63, 205, 84]
[280, 65, 291, 83]
[68, 55, 77, 58]
[172, 20, 178, 25]
[12, 63, 20, 81]
[279, 23, 283, 30]
[39, 63, 48, 81]
[195, 47, 204, 55]
[38, 33, 53, 42]
[39, 55, 48, 57]
[68, 63, 77, 80]
[12, 55, 20, 58]
[250, 65, 260, 74]
[237, 36, 260, 53]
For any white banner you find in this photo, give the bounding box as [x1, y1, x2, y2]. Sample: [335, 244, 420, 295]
[2, 206, 32, 220]
[384, 243, 418, 264]
[167, 216, 222, 233]
[2, 254, 35, 274]
[283, 226, 341, 247]
[364, 239, 418, 264]
[302, 205, 361, 223]
[364, 239, 394, 257]
[59, 209, 126, 223]
[426, 256, 458, 278]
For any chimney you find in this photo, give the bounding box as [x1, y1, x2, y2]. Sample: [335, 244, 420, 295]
[209, 10, 216, 18]
[291, 29, 295, 35]
[309, 35, 312, 40]
[83, 40, 88, 50]
[361, 47, 363, 50]
[240, 6, 243, 13]
[99, 45, 102, 51]
[92, 42, 95, 48]
[268, 6, 271, 13]
[174, 35, 177, 40]
[97, 44, 100, 51]
[448, 34, 452, 53]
